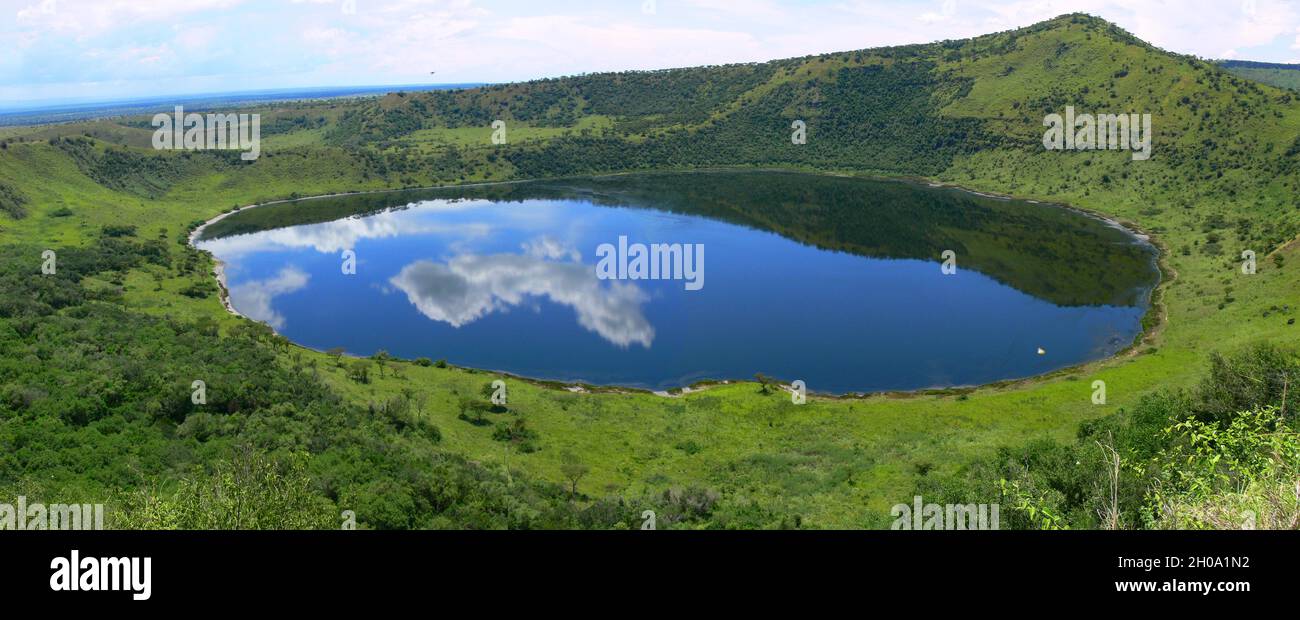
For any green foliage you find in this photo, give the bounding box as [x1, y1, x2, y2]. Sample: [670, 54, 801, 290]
[179, 279, 216, 299]
[54, 137, 194, 198]
[559, 452, 589, 498]
[0, 236, 759, 529]
[261, 114, 327, 136]
[100, 224, 137, 238]
[346, 360, 371, 384]
[3, 14, 1300, 529]
[492, 417, 539, 453]
[998, 479, 1071, 529]
[1148, 405, 1299, 529]
[1220, 60, 1300, 92]
[921, 345, 1300, 529]
[754, 373, 776, 395]
[457, 397, 492, 425]
[0, 182, 27, 219]
[116, 451, 338, 529]
[1193, 344, 1300, 424]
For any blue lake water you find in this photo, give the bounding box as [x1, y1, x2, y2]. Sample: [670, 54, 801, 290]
[196, 172, 1159, 393]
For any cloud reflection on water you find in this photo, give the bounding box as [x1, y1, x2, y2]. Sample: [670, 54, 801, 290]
[228, 266, 310, 329]
[198, 207, 492, 257]
[389, 240, 653, 348]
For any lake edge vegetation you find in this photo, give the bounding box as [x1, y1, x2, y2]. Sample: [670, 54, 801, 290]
[1, 13, 1298, 529]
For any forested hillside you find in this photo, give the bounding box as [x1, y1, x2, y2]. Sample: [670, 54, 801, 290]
[324, 14, 1300, 253]
[1220, 60, 1300, 92]
[0, 13, 1297, 529]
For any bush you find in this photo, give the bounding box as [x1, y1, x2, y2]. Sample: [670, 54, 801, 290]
[101, 224, 137, 238]
[1194, 344, 1300, 425]
[116, 451, 338, 529]
[493, 417, 539, 444]
[179, 280, 216, 299]
[1149, 406, 1299, 529]
[346, 360, 371, 384]
[918, 345, 1300, 529]
[0, 182, 28, 219]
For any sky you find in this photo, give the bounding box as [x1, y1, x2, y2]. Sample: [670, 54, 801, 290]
[5, 0, 1300, 104]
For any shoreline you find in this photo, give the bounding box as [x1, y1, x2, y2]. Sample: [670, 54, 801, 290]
[188, 208, 245, 320]
[187, 166, 1170, 400]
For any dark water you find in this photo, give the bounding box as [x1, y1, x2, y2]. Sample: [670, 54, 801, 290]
[196, 171, 1159, 393]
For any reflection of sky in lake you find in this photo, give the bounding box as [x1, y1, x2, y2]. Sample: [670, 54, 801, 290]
[198, 197, 1149, 393]
[388, 250, 654, 348]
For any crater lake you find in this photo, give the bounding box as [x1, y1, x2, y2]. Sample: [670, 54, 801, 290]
[195, 171, 1160, 394]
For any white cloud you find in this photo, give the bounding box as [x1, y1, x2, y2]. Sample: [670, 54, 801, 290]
[13, 0, 244, 38]
[229, 266, 310, 329]
[683, 0, 788, 21]
[196, 201, 494, 257]
[7, 0, 1300, 102]
[919, 0, 958, 24]
[389, 248, 655, 348]
[522, 235, 581, 262]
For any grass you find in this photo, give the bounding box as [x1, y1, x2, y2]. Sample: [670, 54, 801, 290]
[5, 134, 1297, 529]
[398, 115, 616, 149]
[3, 15, 1299, 527]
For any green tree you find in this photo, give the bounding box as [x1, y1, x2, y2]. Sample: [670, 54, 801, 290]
[372, 349, 392, 378]
[560, 452, 589, 499]
[347, 360, 372, 384]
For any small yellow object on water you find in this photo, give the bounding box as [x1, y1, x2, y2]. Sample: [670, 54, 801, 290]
[1036, 347, 1046, 355]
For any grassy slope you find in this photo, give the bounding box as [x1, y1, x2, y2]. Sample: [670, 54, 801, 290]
[1221, 62, 1300, 92]
[3, 14, 1298, 527]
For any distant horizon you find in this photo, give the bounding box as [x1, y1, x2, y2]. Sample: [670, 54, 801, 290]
[0, 83, 488, 112]
[5, 52, 1298, 117]
[8, 1, 1300, 105]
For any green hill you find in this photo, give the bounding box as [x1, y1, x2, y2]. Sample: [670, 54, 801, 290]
[0, 13, 1296, 529]
[1220, 59, 1300, 92]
